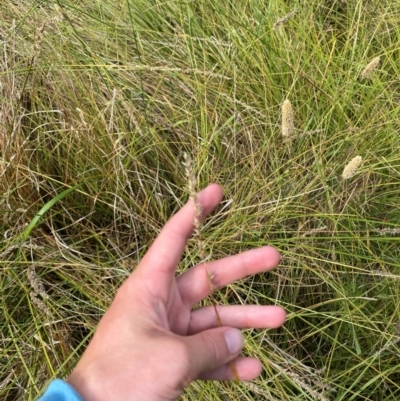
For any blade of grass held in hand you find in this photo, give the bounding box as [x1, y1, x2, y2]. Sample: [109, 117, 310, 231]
[183, 153, 239, 383]
[206, 269, 239, 382]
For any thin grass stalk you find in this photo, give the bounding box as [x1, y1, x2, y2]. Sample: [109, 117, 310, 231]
[183, 153, 239, 383]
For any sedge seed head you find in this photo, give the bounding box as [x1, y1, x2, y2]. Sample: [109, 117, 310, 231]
[360, 56, 380, 79]
[282, 99, 294, 138]
[342, 155, 362, 179]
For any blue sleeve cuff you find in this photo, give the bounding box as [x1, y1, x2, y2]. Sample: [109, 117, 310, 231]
[38, 379, 85, 401]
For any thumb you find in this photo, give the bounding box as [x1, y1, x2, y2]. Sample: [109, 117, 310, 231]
[184, 327, 243, 377]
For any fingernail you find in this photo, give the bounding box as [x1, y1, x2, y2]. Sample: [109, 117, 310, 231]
[224, 329, 243, 355]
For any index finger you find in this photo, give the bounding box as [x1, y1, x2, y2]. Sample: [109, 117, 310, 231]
[136, 183, 224, 283]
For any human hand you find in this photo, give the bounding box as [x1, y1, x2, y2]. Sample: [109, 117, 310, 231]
[67, 184, 286, 401]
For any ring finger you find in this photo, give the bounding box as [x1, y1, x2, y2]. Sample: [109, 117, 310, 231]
[188, 305, 286, 335]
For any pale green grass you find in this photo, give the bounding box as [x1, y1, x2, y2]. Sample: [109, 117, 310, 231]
[1, 1, 400, 400]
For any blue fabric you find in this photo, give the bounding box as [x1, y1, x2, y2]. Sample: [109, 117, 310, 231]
[38, 379, 85, 401]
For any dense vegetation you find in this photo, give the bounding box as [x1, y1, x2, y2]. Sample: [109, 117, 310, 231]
[1, 1, 400, 400]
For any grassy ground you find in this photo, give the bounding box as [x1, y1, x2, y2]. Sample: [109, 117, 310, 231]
[1, 0, 400, 400]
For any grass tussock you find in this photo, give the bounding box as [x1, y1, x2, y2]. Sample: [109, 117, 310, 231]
[1, 1, 400, 400]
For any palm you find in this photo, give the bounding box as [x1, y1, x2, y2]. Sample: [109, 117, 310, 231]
[161, 277, 192, 334]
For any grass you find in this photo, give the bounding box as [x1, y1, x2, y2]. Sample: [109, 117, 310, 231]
[1, 0, 400, 400]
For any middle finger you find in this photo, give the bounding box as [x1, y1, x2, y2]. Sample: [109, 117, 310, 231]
[187, 305, 286, 335]
[177, 246, 280, 307]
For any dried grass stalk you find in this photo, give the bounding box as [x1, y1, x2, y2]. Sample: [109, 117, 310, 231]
[342, 156, 362, 179]
[282, 99, 294, 138]
[360, 56, 380, 79]
[371, 227, 400, 235]
[183, 153, 239, 382]
[183, 153, 204, 258]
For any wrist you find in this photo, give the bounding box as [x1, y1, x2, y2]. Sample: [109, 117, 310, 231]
[67, 367, 104, 401]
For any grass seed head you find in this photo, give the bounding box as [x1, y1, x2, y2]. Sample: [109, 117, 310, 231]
[360, 56, 380, 79]
[32, 14, 64, 54]
[29, 292, 51, 316]
[27, 266, 47, 297]
[282, 99, 294, 138]
[342, 155, 362, 179]
[183, 153, 203, 253]
[273, 10, 297, 30]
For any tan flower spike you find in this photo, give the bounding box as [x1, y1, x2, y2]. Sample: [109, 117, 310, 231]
[360, 57, 380, 79]
[342, 156, 362, 179]
[282, 99, 294, 138]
